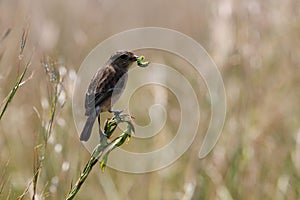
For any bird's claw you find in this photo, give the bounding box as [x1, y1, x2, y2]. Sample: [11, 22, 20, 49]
[109, 109, 123, 116]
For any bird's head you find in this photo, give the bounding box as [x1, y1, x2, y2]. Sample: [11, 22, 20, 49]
[109, 50, 139, 69]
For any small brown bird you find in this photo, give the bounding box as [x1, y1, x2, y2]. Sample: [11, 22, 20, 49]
[80, 51, 139, 141]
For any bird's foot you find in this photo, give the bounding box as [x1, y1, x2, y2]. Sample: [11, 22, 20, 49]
[108, 109, 123, 116]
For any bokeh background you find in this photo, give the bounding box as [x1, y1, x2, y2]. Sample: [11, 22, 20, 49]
[1, 0, 300, 199]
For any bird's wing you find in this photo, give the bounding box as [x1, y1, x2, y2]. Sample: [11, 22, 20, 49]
[110, 72, 128, 105]
[84, 66, 114, 114]
[93, 72, 127, 110]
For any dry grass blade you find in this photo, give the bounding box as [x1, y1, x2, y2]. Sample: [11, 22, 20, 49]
[16, 167, 41, 200]
[5, 188, 11, 200]
[0, 28, 11, 46]
[32, 145, 41, 200]
[16, 181, 31, 200]
[0, 28, 11, 66]
[41, 56, 60, 142]
[16, 143, 43, 200]
[0, 160, 10, 196]
[19, 28, 28, 57]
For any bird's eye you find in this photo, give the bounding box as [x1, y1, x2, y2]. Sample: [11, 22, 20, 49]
[120, 54, 128, 59]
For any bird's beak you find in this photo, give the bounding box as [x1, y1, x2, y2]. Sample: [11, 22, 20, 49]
[132, 55, 139, 61]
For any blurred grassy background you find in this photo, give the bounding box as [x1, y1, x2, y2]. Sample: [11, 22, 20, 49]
[1, 0, 300, 199]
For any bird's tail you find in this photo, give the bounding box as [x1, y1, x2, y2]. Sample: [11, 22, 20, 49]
[80, 113, 97, 141]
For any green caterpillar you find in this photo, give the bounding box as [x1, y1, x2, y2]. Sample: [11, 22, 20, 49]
[137, 56, 150, 67]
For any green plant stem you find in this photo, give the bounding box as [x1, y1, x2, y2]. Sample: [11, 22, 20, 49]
[0, 60, 30, 120]
[66, 113, 134, 200]
[66, 144, 106, 200]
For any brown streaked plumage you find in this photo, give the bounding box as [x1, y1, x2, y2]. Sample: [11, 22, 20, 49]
[80, 51, 138, 141]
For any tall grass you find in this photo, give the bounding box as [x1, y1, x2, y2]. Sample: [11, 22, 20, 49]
[0, 0, 299, 199]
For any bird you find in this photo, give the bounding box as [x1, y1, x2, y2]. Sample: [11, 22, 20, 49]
[80, 50, 139, 141]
